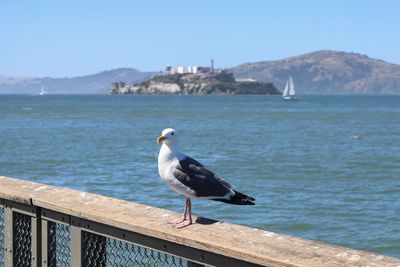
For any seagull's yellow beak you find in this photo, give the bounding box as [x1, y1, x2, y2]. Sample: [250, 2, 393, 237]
[157, 136, 166, 144]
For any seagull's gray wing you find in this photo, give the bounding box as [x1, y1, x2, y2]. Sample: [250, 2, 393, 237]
[173, 156, 233, 198]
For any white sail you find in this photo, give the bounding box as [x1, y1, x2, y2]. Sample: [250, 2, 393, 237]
[282, 76, 298, 100]
[288, 76, 295, 96]
[39, 86, 48, 95]
[282, 80, 289, 97]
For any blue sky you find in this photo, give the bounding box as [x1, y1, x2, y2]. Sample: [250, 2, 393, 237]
[1, 0, 399, 77]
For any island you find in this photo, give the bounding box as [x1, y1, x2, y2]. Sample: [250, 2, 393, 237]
[110, 70, 280, 95]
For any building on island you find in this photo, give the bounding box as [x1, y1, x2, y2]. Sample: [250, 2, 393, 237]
[169, 66, 198, 75]
[166, 59, 217, 75]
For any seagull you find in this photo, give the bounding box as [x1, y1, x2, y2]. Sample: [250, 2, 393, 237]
[157, 128, 255, 228]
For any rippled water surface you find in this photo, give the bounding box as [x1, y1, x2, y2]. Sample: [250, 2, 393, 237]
[0, 95, 399, 258]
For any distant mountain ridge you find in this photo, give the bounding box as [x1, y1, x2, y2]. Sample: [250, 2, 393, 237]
[1, 51, 400, 94]
[0, 68, 156, 94]
[229, 50, 400, 94]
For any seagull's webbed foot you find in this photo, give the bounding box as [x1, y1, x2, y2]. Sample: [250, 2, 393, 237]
[174, 218, 192, 228]
[169, 216, 186, 224]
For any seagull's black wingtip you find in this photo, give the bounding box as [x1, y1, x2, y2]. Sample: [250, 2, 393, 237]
[213, 191, 255, 205]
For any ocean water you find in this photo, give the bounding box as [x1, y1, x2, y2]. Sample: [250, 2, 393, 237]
[0, 94, 399, 258]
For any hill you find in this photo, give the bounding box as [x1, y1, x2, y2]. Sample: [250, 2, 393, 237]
[0, 68, 155, 94]
[229, 50, 400, 94]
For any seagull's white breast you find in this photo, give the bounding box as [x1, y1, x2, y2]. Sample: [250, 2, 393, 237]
[158, 144, 197, 198]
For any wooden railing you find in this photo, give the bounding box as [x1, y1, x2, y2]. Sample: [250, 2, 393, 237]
[0, 176, 399, 267]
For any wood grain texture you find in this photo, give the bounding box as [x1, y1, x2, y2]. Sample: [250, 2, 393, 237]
[1, 176, 399, 267]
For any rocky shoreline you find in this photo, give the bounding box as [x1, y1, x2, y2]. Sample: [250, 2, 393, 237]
[110, 72, 281, 95]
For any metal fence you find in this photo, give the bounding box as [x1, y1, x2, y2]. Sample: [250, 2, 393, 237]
[1, 176, 400, 267]
[4, 178, 400, 267]
[0, 199, 257, 267]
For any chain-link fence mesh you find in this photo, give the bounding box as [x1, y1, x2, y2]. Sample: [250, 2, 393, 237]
[0, 207, 4, 266]
[82, 230, 107, 266]
[13, 212, 32, 266]
[48, 221, 72, 267]
[81, 230, 199, 267]
[106, 238, 188, 267]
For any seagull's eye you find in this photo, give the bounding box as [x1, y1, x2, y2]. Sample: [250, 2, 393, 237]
[171, 133, 174, 136]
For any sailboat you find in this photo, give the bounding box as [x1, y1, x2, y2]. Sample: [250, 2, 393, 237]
[39, 86, 48, 96]
[282, 76, 298, 101]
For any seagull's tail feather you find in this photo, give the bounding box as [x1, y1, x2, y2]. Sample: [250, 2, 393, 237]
[213, 190, 255, 205]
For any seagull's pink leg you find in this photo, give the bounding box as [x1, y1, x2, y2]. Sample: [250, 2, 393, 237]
[175, 198, 193, 228]
[169, 198, 188, 224]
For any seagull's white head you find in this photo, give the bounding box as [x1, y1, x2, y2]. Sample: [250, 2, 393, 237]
[157, 128, 178, 146]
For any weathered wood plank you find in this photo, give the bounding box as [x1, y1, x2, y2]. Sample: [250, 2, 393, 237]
[0, 176, 399, 267]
